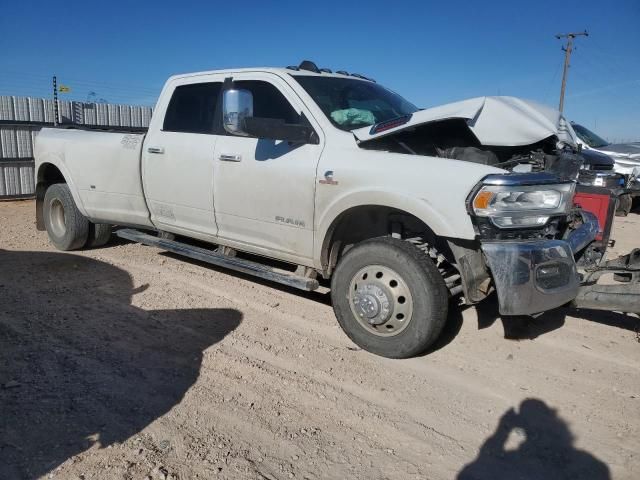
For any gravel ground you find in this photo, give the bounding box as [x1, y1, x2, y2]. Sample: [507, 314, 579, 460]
[1, 200, 639, 480]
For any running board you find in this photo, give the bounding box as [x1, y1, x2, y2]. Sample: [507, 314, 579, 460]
[116, 229, 320, 292]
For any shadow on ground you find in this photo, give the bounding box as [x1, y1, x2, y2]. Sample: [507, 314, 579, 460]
[473, 293, 638, 341]
[0, 249, 241, 479]
[158, 250, 333, 305]
[458, 398, 610, 479]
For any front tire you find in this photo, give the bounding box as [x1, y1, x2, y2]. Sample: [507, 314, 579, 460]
[331, 237, 449, 358]
[43, 183, 89, 251]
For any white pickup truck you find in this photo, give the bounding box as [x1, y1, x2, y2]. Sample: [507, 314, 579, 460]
[34, 61, 640, 358]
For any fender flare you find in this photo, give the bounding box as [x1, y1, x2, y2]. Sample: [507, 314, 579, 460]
[36, 154, 89, 217]
[314, 189, 462, 266]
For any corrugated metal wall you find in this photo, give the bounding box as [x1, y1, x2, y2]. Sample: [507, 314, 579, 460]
[0, 95, 153, 199]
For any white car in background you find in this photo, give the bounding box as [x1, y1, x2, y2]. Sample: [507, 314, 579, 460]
[571, 122, 640, 207]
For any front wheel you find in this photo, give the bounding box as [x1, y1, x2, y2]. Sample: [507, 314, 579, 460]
[43, 183, 89, 251]
[331, 237, 449, 358]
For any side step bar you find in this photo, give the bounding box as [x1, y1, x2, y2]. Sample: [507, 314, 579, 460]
[116, 229, 320, 292]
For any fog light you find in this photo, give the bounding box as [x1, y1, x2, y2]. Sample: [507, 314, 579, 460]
[536, 263, 571, 290]
[538, 265, 560, 277]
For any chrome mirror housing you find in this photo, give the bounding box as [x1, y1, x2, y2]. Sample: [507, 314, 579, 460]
[222, 89, 253, 136]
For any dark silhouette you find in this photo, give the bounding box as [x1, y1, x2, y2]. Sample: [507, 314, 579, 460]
[474, 293, 638, 341]
[475, 297, 566, 340]
[458, 398, 610, 480]
[0, 250, 241, 479]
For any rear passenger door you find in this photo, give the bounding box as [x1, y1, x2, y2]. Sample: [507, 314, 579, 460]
[142, 76, 224, 239]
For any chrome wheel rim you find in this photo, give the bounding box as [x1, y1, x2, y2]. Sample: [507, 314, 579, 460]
[49, 198, 66, 238]
[348, 265, 414, 337]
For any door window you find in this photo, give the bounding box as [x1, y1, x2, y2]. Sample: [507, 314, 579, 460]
[233, 80, 301, 124]
[163, 82, 222, 134]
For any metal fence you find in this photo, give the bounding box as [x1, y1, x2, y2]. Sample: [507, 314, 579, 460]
[0, 96, 153, 199]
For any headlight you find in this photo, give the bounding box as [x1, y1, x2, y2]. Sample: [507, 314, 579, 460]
[470, 177, 575, 229]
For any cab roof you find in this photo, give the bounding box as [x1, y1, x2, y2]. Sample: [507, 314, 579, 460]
[169, 60, 375, 83]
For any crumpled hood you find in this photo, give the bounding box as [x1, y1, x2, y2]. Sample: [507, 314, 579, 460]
[353, 96, 577, 147]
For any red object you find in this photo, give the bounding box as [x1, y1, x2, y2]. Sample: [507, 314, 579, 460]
[573, 186, 616, 243]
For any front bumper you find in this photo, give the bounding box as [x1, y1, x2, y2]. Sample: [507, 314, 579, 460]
[481, 212, 599, 316]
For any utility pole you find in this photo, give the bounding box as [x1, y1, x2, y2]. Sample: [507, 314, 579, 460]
[556, 30, 588, 113]
[52, 75, 59, 126]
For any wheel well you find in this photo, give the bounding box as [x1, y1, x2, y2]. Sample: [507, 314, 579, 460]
[321, 205, 445, 276]
[36, 163, 66, 230]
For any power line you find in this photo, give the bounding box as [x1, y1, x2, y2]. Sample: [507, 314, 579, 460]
[0, 76, 158, 105]
[0, 70, 161, 95]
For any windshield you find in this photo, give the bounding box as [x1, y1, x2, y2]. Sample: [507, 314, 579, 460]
[571, 123, 610, 148]
[292, 75, 418, 131]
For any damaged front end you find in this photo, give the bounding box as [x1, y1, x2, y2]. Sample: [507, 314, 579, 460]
[467, 173, 640, 316]
[356, 96, 629, 200]
[355, 96, 586, 181]
[480, 211, 599, 315]
[353, 97, 639, 315]
[573, 249, 640, 313]
[467, 173, 587, 315]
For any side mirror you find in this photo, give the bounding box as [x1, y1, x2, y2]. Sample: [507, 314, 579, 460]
[222, 88, 253, 136]
[243, 117, 319, 144]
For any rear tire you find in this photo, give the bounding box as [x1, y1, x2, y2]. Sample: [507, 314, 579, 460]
[331, 237, 449, 359]
[43, 183, 89, 251]
[86, 223, 112, 248]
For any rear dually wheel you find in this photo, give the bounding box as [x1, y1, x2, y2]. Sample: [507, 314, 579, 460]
[43, 183, 89, 251]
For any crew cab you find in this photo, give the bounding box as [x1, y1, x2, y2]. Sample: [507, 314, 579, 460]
[34, 61, 640, 358]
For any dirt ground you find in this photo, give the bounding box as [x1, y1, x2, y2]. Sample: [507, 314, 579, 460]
[1, 200, 638, 480]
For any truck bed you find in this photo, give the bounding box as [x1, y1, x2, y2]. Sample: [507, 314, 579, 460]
[0, 119, 148, 134]
[35, 127, 153, 227]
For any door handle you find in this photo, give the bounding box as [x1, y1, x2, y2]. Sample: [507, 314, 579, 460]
[147, 146, 165, 154]
[219, 154, 242, 162]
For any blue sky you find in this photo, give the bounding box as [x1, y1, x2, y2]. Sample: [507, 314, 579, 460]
[1, 0, 638, 141]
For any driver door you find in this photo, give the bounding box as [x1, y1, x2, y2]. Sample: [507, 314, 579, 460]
[212, 73, 323, 260]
